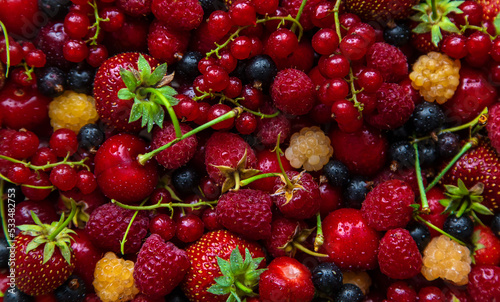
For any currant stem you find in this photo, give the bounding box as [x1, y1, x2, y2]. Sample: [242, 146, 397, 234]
[348, 68, 363, 114]
[112, 199, 217, 212]
[239, 173, 282, 187]
[0, 171, 55, 190]
[290, 0, 308, 34]
[415, 215, 467, 246]
[292, 241, 329, 257]
[47, 201, 77, 241]
[88, 0, 109, 46]
[0, 180, 13, 247]
[333, 0, 342, 41]
[425, 139, 477, 192]
[0, 21, 10, 77]
[141, 87, 182, 138]
[313, 213, 324, 252]
[0, 154, 89, 171]
[138, 107, 243, 165]
[413, 143, 430, 214]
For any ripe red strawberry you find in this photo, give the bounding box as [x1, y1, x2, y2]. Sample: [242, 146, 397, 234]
[440, 140, 500, 213]
[377, 228, 423, 280]
[361, 179, 415, 231]
[181, 230, 266, 302]
[271, 68, 315, 116]
[476, 0, 500, 21]
[486, 102, 500, 154]
[134, 234, 190, 297]
[472, 225, 500, 266]
[272, 171, 321, 220]
[344, 0, 418, 21]
[94, 133, 158, 204]
[321, 208, 381, 270]
[14, 214, 76, 296]
[85, 203, 149, 254]
[151, 121, 198, 170]
[467, 265, 500, 302]
[216, 189, 273, 240]
[204, 131, 258, 192]
[258, 256, 316, 302]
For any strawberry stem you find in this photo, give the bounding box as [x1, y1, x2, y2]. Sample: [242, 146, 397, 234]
[413, 142, 430, 214]
[291, 0, 308, 34]
[141, 87, 182, 138]
[430, 0, 438, 21]
[138, 107, 243, 165]
[0, 21, 10, 77]
[415, 215, 467, 246]
[47, 201, 77, 241]
[235, 281, 254, 295]
[0, 180, 13, 247]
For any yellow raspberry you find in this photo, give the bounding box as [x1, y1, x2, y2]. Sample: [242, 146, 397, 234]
[284, 126, 333, 171]
[421, 235, 471, 286]
[409, 52, 461, 104]
[49, 90, 99, 132]
[93, 252, 139, 302]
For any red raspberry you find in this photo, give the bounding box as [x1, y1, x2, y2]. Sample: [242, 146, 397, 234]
[256, 113, 291, 147]
[151, 0, 203, 31]
[271, 68, 315, 116]
[366, 42, 408, 83]
[373, 167, 426, 196]
[364, 83, 415, 130]
[85, 203, 149, 254]
[361, 179, 415, 231]
[264, 217, 305, 258]
[216, 189, 273, 241]
[148, 20, 190, 65]
[486, 102, 500, 154]
[134, 234, 190, 297]
[378, 228, 422, 280]
[467, 265, 500, 302]
[151, 122, 198, 170]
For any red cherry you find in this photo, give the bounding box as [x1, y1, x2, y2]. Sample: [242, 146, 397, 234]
[318, 183, 342, 218]
[70, 229, 102, 290]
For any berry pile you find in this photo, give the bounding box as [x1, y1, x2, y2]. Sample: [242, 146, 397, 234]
[1, 0, 500, 301]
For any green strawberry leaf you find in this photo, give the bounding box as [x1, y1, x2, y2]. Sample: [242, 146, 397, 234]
[43, 241, 56, 264]
[56, 241, 73, 265]
[218, 257, 232, 277]
[137, 54, 151, 83]
[470, 203, 494, 216]
[25, 239, 43, 254]
[214, 275, 233, 288]
[147, 63, 168, 86]
[119, 68, 138, 92]
[412, 22, 432, 34]
[230, 246, 244, 274]
[228, 292, 242, 302]
[456, 199, 469, 217]
[207, 284, 230, 296]
[431, 24, 442, 46]
[439, 17, 460, 33]
[118, 88, 136, 100]
[129, 100, 144, 123]
[17, 225, 43, 233]
[494, 13, 500, 36]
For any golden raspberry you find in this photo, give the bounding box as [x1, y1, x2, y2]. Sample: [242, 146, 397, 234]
[342, 271, 372, 295]
[49, 90, 99, 132]
[93, 252, 139, 302]
[421, 235, 472, 286]
[409, 52, 461, 104]
[284, 126, 333, 171]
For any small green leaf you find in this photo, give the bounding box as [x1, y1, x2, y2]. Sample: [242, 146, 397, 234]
[30, 211, 44, 226]
[229, 292, 242, 302]
[43, 242, 56, 264]
[412, 4, 428, 14]
[214, 275, 233, 287]
[25, 239, 42, 254]
[412, 22, 432, 34]
[147, 63, 168, 86]
[129, 103, 143, 123]
[457, 179, 469, 195]
[141, 105, 149, 128]
[439, 198, 451, 207]
[118, 88, 136, 100]
[152, 105, 165, 129]
[494, 13, 500, 36]
[119, 68, 138, 92]
[249, 256, 264, 271]
[230, 247, 244, 274]
[439, 17, 460, 33]
[471, 203, 494, 216]
[431, 24, 443, 46]
[16, 225, 42, 232]
[456, 200, 469, 217]
[207, 284, 230, 296]
[165, 95, 180, 106]
[217, 257, 232, 277]
[137, 54, 151, 81]
[57, 242, 72, 265]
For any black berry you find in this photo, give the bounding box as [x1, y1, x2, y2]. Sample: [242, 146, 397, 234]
[383, 22, 410, 47]
[38, 0, 71, 20]
[443, 214, 474, 243]
[411, 102, 445, 135]
[491, 213, 500, 239]
[389, 141, 415, 169]
[407, 222, 431, 253]
[312, 262, 343, 296]
[54, 275, 86, 302]
[77, 123, 105, 151]
[417, 139, 439, 167]
[335, 283, 364, 302]
[245, 54, 278, 89]
[0, 237, 9, 268]
[176, 51, 204, 82]
[343, 177, 369, 209]
[437, 132, 460, 159]
[3, 287, 33, 302]
[67, 67, 94, 95]
[172, 165, 201, 196]
[36, 66, 66, 98]
[323, 160, 350, 187]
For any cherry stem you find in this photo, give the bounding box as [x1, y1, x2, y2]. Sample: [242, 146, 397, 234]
[291, 0, 308, 34]
[138, 107, 243, 165]
[0, 154, 89, 172]
[120, 198, 148, 255]
[47, 201, 77, 241]
[425, 139, 477, 192]
[0, 171, 55, 190]
[0, 180, 13, 247]
[87, 0, 109, 46]
[239, 172, 281, 187]
[274, 134, 293, 189]
[292, 241, 329, 257]
[141, 87, 182, 138]
[333, 0, 342, 41]
[415, 215, 467, 246]
[413, 143, 430, 214]
[0, 21, 10, 77]
[313, 213, 324, 252]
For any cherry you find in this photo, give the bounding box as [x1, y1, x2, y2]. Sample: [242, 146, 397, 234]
[148, 188, 173, 208]
[235, 112, 258, 135]
[0, 0, 39, 38]
[70, 229, 102, 291]
[207, 104, 234, 130]
[347, 23, 376, 47]
[264, 28, 298, 59]
[64, 11, 90, 39]
[50, 128, 79, 158]
[491, 37, 500, 62]
[76, 170, 97, 195]
[15, 199, 58, 225]
[318, 78, 349, 106]
[50, 164, 78, 191]
[466, 31, 491, 60]
[229, 0, 257, 27]
[149, 214, 176, 241]
[208, 10, 233, 37]
[318, 54, 350, 79]
[35, 21, 72, 70]
[312, 28, 339, 55]
[7, 163, 31, 184]
[22, 171, 53, 201]
[175, 214, 204, 243]
[454, 0, 483, 26]
[318, 183, 342, 218]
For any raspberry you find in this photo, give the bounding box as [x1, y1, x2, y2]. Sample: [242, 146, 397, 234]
[256, 113, 291, 147]
[271, 68, 315, 116]
[421, 235, 472, 286]
[378, 228, 423, 280]
[148, 20, 190, 65]
[151, 122, 198, 170]
[342, 271, 372, 295]
[366, 42, 408, 83]
[85, 203, 149, 254]
[361, 179, 415, 231]
[364, 83, 415, 130]
[48, 90, 99, 132]
[93, 252, 139, 302]
[284, 126, 333, 171]
[409, 52, 461, 104]
[486, 102, 500, 154]
[151, 0, 203, 31]
[467, 265, 500, 302]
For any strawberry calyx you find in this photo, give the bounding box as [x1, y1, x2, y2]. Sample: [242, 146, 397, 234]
[16, 202, 77, 265]
[212, 149, 261, 193]
[117, 54, 180, 133]
[207, 246, 266, 301]
[411, 0, 464, 46]
[59, 195, 91, 229]
[440, 179, 494, 223]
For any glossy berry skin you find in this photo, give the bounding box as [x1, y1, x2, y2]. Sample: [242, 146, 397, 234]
[323, 160, 350, 188]
[411, 102, 445, 135]
[420, 187, 448, 237]
[335, 284, 364, 302]
[244, 55, 277, 89]
[176, 51, 203, 82]
[229, 0, 257, 26]
[441, 34, 468, 59]
[467, 265, 500, 302]
[264, 28, 298, 59]
[383, 22, 410, 46]
[472, 225, 500, 266]
[69, 229, 102, 291]
[312, 262, 343, 296]
[377, 228, 422, 279]
[15, 199, 58, 225]
[50, 164, 78, 191]
[407, 222, 431, 253]
[418, 287, 445, 302]
[176, 214, 204, 243]
[54, 275, 86, 302]
[150, 214, 176, 241]
[322, 208, 380, 270]
[443, 214, 474, 243]
[77, 123, 104, 151]
[22, 172, 53, 201]
[50, 128, 79, 157]
[312, 28, 339, 55]
[492, 213, 500, 239]
[249, 149, 294, 193]
[94, 133, 158, 204]
[172, 165, 200, 196]
[387, 281, 417, 302]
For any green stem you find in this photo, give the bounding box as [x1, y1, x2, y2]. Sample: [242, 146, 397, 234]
[0, 21, 10, 77]
[413, 143, 429, 213]
[239, 173, 282, 187]
[0, 180, 12, 247]
[47, 202, 77, 241]
[138, 107, 243, 165]
[87, 0, 108, 46]
[112, 199, 217, 212]
[291, 0, 308, 34]
[0, 155, 89, 171]
[235, 281, 254, 295]
[120, 199, 147, 255]
[292, 241, 329, 257]
[333, 0, 342, 41]
[313, 213, 324, 252]
[430, 0, 438, 22]
[425, 139, 476, 192]
[348, 68, 363, 114]
[415, 215, 467, 246]
[274, 134, 293, 189]
[142, 87, 182, 138]
[0, 172, 55, 190]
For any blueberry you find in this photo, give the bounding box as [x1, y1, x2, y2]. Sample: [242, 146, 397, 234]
[176, 51, 204, 82]
[38, 0, 71, 20]
[343, 177, 369, 209]
[77, 123, 105, 151]
[312, 262, 343, 295]
[36, 66, 66, 98]
[335, 283, 364, 302]
[407, 222, 431, 253]
[411, 102, 445, 135]
[443, 214, 474, 243]
[172, 166, 201, 196]
[389, 141, 415, 169]
[383, 22, 410, 47]
[54, 275, 86, 302]
[67, 67, 94, 95]
[323, 160, 350, 187]
[245, 55, 278, 89]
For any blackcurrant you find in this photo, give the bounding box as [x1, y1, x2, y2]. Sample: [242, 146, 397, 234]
[0, 237, 9, 268]
[245, 54, 278, 89]
[54, 275, 86, 302]
[176, 51, 204, 82]
[335, 283, 364, 302]
[312, 262, 343, 296]
[323, 160, 350, 187]
[36, 66, 66, 98]
[199, 0, 227, 18]
[172, 165, 201, 196]
[389, 141, 415, 169]
[407, 222, 431, 253]
[39, 0, 71, 20]
[443, 214, 474, 243]
[343, 177, 369, 209]
[437, 132, 460, 159]
[67, 66, 94, 95]
[77, 123, 105, 151]
[491, 213, 500, 239]
[417, 139, 439, 167]
[383, 22, 410, 47]
[411, 102, 445, 135]
[3, 287, 33, 302]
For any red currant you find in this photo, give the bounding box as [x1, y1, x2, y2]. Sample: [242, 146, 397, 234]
[7, 163, 31, 184]
[223, 77, 243, 99]
[311, 1, 336, 28]
[240, 84, 264, 110]
[63, 39, 89, 63]
[50, 164, 78, 191]
[203, 65, 230, 92]
[11, 130, 39, 159]
[229, 0, 257, 27]
[318, 78, 349, 106]
[217, 50, 237, 73]
[25, 49, 47, 68]
[208, 10, 233, 37]
[86, 44, 109, 67]
[319, 54, 350, 78]
[175, 214, 204, 243]
[441, 34, 468, 59]
[150, 213, 177, 241]
[357, 67, 383, 93]
[76, 170, 97, 194]
[49, 128, 79, 158]
[22, 171, 52, 201]
[231, 36, 253, 60]
[64, 11, 90, 39]
[207, 103, 234, 130]
[31, 147, 58, 169]
[99, 7, 125, 32]
[235, 112, 257, 134]
[312, 28, 339, 55]
[264, 28, 298, 59]
[173, 95, 200, 121]
[331, 99, 363, 133]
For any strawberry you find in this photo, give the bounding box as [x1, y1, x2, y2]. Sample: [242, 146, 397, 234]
[476, 0, 500, 21]
[471, 225, 500, 266]
[321, 208, 381, 270]
[181, 230, 266, 302]
[344, 0, 418, 22]
[258, 256, 315, 302]
[410, 31, 441, 53]
[14, 211, 76, 296]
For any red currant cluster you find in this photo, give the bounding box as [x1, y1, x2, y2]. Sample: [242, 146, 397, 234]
[0, 38, 47, 86]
